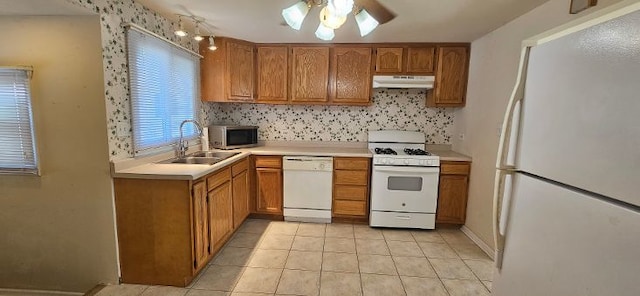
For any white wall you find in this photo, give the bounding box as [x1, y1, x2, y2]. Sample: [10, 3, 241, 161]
[453, 0, 623, 249]
[0, 16, 119, 292]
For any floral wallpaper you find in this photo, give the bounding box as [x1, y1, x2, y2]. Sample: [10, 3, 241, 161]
[210, 89, 455, 144]
[65, 1, 454, 158]
[66, 0, 213, 159]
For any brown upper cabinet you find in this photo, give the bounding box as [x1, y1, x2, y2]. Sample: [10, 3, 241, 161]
[375, 47, 403, 73]
[406, 47, 435, 73]
[200, 37, 254, 102]
[256, 46, 288, 103]
[427, 46, 469, 107]
[374, 46, 436, 75]
[331, 47, 372, 104]
[200, 39, 469, 107]
[290, 47, 330, 103]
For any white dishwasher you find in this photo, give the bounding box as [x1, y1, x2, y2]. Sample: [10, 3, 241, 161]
[283, 156, 333, 223]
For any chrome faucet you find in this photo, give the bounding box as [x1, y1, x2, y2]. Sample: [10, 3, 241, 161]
[177, 119, 204, 158]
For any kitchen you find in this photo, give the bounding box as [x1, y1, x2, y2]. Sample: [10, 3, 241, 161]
[0, 0, 638, 295]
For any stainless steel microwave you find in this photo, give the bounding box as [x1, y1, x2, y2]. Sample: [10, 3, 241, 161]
[209, 125, 259, 149]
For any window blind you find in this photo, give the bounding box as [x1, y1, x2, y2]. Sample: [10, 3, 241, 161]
[127, 27, 200, 155]
[0, 67, 38, 175]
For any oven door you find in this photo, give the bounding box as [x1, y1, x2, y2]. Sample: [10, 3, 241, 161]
[371, 165, 440, 213]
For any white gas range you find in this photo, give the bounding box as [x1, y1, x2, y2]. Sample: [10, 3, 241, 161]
[368, 130, 440, 229]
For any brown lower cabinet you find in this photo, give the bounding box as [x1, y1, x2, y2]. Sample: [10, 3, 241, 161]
[113, 156, 250, 287]
[254, 156, 283, 216]
[436, 161, 471, 224]
[332, 157, 371, 222]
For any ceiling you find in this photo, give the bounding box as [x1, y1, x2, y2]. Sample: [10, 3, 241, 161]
[0, 0, 93, 15]
[135, 0, 549, 43]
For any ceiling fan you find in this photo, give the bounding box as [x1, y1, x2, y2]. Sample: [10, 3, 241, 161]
[282, 0, 396, 40]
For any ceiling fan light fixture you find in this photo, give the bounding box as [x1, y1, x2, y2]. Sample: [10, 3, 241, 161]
[282, 1, 310, 30]
[208, 36, 217, 51]
[319, 6, 347, 29]
[174, 16, 188, 37]
[315, 23, 335, 41]
[328, 0, 354, 17]
[355, 9, 379, 37]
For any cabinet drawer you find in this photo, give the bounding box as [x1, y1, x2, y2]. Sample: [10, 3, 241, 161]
[334, 170, 369, 185]
[207, 167, 231, 191]
[440, 162, 470, 175]
[334, 185, 367, 201]
[334, 200, 367, 216]
[255, 156, 282, 168]
[334, 158, 370, 170]
[231, 157, 249, 176]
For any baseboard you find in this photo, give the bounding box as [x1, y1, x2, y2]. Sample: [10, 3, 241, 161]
[460, 225, 495, 260]
[0, 288, 83, 296]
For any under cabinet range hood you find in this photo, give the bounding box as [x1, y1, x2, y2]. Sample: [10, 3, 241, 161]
[372, 75, 435, 89]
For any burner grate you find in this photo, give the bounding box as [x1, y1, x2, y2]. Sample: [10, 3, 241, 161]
[403, 148, 431, 156]
[374, 148, 397, 155]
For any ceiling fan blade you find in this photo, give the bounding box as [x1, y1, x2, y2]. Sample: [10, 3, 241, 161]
[355, 0, 396, 24]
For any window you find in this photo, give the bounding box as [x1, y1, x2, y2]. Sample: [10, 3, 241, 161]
[0, 67, 38, 175]
[127, 26, 200, 156]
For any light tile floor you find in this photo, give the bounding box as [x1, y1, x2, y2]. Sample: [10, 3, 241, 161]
[97, 220, 493, 296]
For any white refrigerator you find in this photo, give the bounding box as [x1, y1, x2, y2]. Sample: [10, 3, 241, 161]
[492, 3, 640, 296]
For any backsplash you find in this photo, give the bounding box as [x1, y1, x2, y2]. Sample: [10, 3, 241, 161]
[67, 0, 213, 160]
[210, 89, 455, 143]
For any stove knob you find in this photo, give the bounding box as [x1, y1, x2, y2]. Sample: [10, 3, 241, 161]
[381, 158, 388, 164]
[404, 159, 409, 165]
[420, 160, 427, 166]
[389, 159, 396, 164]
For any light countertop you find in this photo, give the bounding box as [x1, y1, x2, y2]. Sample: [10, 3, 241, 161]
[111, 142, 471, 180]
[430, 150, 472, 162]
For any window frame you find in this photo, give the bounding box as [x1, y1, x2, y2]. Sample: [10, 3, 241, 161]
[125, 24, 202, 157]
[0, 66, 39, 175]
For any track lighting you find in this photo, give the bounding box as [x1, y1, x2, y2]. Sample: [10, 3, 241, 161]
[174, 16, 188, 37]
[193, 22, 204, 41]
[208, 36, 217, 51]
[173, 14, 215, 50]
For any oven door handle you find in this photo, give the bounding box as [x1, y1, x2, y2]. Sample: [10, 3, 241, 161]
[373, 166, 440, 174]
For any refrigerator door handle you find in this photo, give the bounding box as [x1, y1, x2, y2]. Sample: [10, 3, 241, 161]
[493, 46, 531, 269]
[496, 46, 531, 171]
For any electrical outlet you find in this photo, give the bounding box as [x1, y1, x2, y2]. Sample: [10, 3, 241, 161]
[459, 133, 465, 141]
[496, 123, 503, 137]
[116, 123, 130, 138]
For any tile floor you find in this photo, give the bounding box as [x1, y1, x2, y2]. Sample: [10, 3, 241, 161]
[97, 220, 493, 296]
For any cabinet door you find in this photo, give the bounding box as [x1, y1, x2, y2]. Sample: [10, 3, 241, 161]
[375, 48, 403, 73]
[232, 170, 250, 229]
[290, 47, 330, 103]
[436, 174, 469, 224]
[332, 47, 372, 104]
[431, 46, 469, 106]
[192, 181, 210, 271]
[209, 181, 233, 249]
[256, 168, 283, 214]
[257, 46, 288, 103]
[200, 39, 226, 102]
[226, 41, 254, 101]
[406, 47, 435, 74]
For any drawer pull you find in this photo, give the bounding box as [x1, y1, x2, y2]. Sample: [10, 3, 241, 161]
[396, 215, 411, 220]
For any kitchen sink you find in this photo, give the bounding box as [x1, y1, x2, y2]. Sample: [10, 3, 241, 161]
[189, 151, 240, 158]
[156, 151, 240, 165]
